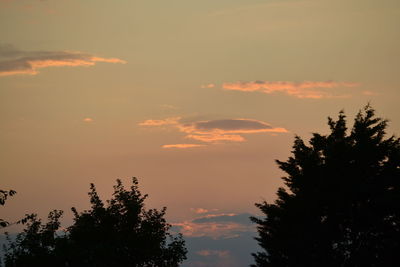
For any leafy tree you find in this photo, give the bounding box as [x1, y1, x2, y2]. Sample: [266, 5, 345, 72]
[3, 211, 64, 266]
[3, 178, 187, 267]
[0, 189, 16, 228]
[252, 105, 400, 267]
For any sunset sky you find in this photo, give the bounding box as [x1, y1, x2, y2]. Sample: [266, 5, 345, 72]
[1, 0, 399, 266]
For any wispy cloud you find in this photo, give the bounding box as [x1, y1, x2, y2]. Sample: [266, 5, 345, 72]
[83, 117, 94, 123]
[362, 90, 379, 96]
[201, 83, 216, 89]
[173, 220, 250, 239]
[196, 250, 230, 258]
[186, 134, 245, 143]
[139, 117, 288, 147]
[162, 144, 205, 149]
[191, 208, 211, 214]
[139, 117, 181, 126]
[222, 80, 359, 99]
[0, 44, 126, 77]
[190, 208, 219, 214]
[180, 119, 287, 134]
[180, 118, 287, 143]
[172, 213, 255, 239]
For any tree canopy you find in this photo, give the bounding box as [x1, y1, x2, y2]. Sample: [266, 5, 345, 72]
[252, 105, 400, 267]
[3, 178, 187, 267]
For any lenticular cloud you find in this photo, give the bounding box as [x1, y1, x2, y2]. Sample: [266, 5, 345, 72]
[139, 117, 288, 147]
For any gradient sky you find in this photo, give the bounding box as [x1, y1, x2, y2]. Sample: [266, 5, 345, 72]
[1, 0, 400, 266]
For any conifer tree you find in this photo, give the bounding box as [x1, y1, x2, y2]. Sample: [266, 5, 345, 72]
[252, 105, 400, 267]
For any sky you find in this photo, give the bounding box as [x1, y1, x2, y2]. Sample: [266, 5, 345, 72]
[1, 0, 399, 266]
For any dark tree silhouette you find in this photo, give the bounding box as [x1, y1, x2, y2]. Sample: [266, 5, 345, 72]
[3, 178, 187, 267]
[0, 189, 16, 228]
[3, 211, 63, 266]
[252, 105, 400, 267]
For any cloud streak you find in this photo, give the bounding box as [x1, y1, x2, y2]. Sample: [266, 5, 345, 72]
[180, 118, 287, 143]
[172, 213, 255, 239]
[222, 80, 359, 99]
[139, 117, 288, 147]
[196, 250, 230, 258]
[190, 208, 219, 214]
[162, 144, 205, 149]
[362, 90, 379, 96]
[83, 118, 94, 123]
[191, 208, 210, 214]
[0, 44, 126, 76]
[180, 119, 288, 134]
[139, 117, 181, 126]
[201, 83, 215, 89]
[185, 134, 245, 143]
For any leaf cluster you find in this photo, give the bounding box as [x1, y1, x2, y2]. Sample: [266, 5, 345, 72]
[0, 190, 16, 228]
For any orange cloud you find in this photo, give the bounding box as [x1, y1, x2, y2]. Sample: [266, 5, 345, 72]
[362, 90, 379, 96]
[140, 117, 288, 146]
[191, 208, 210, 214]
[162, 144, 205, 149]
[172, 213, 255, 239]
[222, 81, 359, 98]
[179, 119, 288, 136]
[83, 117, 94, 123]
[190, 208, 219, 214]
[90, 57, 126, 64]
[186, 134, 245, 143]
[196, 250, 230, 258]
[173, 221, 252, 239]
[201, 83, 216, 88]
[139, 117, 181, 126]
[0, 45, 126, 77]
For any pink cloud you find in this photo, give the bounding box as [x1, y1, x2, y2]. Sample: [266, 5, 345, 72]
[185, 134, 245, 143]
[191, 208, 210, 214]
[362, 90, 379, 96]
[222, 80, 359, 98]
[172, 221, 252, 239]
[196, 250, 230, 258]
[139, 117, 181, 126]
[172, 213, 255, 239]
[140, 117, 288, 147]
[83, 117, 94, 123]
[201, 83, 216, 89]
[0, 45, 126, 77]
[162, 144, 205, 149]
[180, 119, 288, 143]
[190, 208, 219, 214]
[180, 119, 288, 135]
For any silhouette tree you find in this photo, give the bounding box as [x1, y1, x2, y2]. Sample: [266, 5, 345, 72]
[3, 211, 63, 266]
[3, 178, 187, 267]
[0, 189, 16, 228]
[252, 105, 400, 267]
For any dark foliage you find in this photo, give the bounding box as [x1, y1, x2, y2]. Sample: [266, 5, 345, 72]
[0, 189, 16, 228]
[252, 105, 400, 267]
[3, 178, 187, 267]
